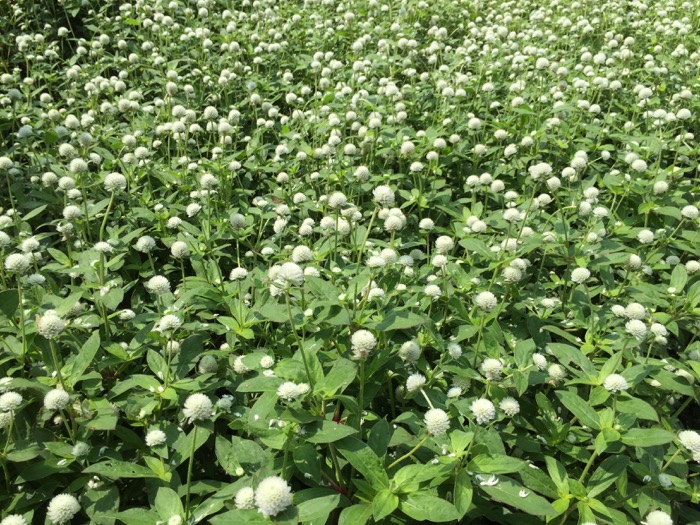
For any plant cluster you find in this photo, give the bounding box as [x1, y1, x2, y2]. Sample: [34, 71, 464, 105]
[0, 0, 699, 523]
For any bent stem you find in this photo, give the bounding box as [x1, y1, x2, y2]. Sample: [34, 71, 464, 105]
[388, 435, 429, 469]
[185, 425, 198, 519]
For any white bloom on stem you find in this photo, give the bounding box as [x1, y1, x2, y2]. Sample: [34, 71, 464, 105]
[254, 476, 293, 517]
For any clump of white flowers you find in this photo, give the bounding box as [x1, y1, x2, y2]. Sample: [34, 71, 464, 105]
[424, 408, 450, 436]
[470, 398, 496, 424]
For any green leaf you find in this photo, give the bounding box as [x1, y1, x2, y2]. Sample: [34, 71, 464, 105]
[555, 390, 601, 430]
[82, 484, 120, 525]
[209, 509, 272, 524]
[47, 247, 71, 267]
[368, 418, 392, 458]
[83, 460, 161, 479]
[171, 426, 211, 467]
[373, 489, 399, 521]
[478, 475, 557, 516]
[293, 444, 322, 483]
[105, 509, 160, 525]
[547, 343, 596, 377]
[371, 310, 426, 331]
[336, 437, 389, 490]
[69, 331, 100, 386]
[453, 469, 473, 516]
[587, 456, 630, 498]
[670, 264, 687, 292]
[85, 398, 118, 431]
[155, 487, 184, 520]
[615, 396, 658, 422]
[0, 289, 19, 318]
[399, 493, 460, 522]
[306, 420, 357, 443]
[296, 492, 341, 523]
[315, 358, 357, 397]
[338, 504, 372, 525]
[621, 428, 675, 447]
[468, 454, 527, 474]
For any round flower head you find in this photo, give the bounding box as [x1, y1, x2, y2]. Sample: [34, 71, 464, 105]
[276, 262, 304, 287]
[0, 515, 27, 525]
[641, 510, 673, 525]
[603, 374, 629, 393]
[373, 185, 395, 207]
[46, 494, 81, 524]
[135, 235, 157, 253]
[147, 275, 170, 295]
[4, 253, 31, 274]
[277, 382, 303, 401]
[398, 341, 421, 363]
[406, 373, 426, 392]
[44, 389, 70, 411]
[37, 311, 67, 339]
[0, 392, 22, 412]
[182, 393, 213, 423]
[435, 236, 454, 254]
[424, 408, 450, 436]
[548, 364, 567, 382]
[235, 487, 256, 509]
[470, 398, 496, 424]
[625, 302, 646, 320]
[156, 314, 182, 333]
[481, 358, 503, 380]
[625, 319, 647, 340]
[678, 430, 700, 453]
[230, 267, 248, 280]
[351, 329, 376, 359]
[145, 429, 167, 447]
[499, 397, 520, 416]
[571, 267, 591, 284]
[475, 291, 497, 312]
[682, 205, 699, 219]
[0, 411, 12, 430]
[254, 476, 293, 517]
[170, 241, 190, 259]
[104, 172, 127, 192]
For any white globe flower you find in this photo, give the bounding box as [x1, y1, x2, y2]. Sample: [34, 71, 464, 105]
[603, 373, 629, 393]
[424, 408, 450, 436]
[145, 429, 167, 447]
[475, 291, 497, 312]
[0, 515, 27, 525]
[406, 373, 426, 392]
[182, 393, 213, 423]
[625, 319, 647, 340]
[0, 391, 22, 411]
[254, 476, 293, 517]
[499, 397, 520, 416]
[470, 398, 496, 424]
[46, 494, 81, 524]
[641, 510, 673, 525]
[571, 267, 591, 284]
[678, 430, 700, 453]
[351, 330, 376, 359]
[235, 487, 256, 509]
[44, 389, 70, 411]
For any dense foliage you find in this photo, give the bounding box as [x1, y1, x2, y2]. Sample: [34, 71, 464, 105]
[1, 0, 699, 523]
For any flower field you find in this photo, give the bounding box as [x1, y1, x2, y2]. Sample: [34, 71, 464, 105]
[1, 0, 700, 523]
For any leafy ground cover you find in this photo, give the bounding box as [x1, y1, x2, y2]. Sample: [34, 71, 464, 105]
[1, 0, 699, 523]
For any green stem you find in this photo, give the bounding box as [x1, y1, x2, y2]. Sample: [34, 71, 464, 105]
[185, 425, 198, 519]
[578, 448, 598, 483]
[285, 292, 314, 387]
[388, 435, 429, 469]
[49, 339, 67, 390]
[357, 361, 365, 434]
